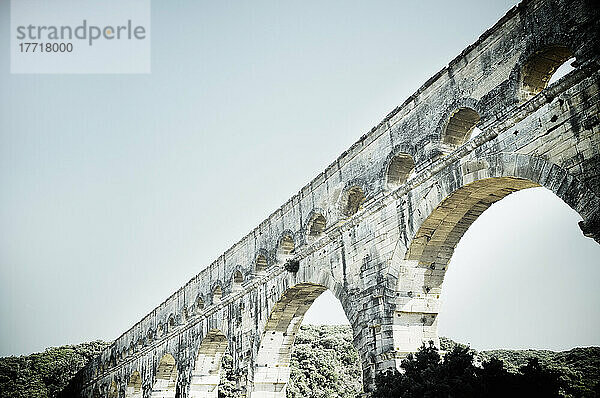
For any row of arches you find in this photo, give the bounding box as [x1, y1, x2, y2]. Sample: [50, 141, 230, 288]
[108, 283, 345, 398]
[96, 43, 579, 391]
[101, 214, 333, 370]
[381, 44, 576, 191]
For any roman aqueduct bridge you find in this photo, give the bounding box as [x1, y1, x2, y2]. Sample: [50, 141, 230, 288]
[66, 0, 600, 396]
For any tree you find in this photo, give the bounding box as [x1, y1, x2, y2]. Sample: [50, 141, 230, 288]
[373, 341, 565, 398]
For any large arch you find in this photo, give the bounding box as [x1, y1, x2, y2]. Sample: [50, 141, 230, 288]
[250, 282, 361, 398]
[151, 354, 178, 398]
[390, 154, 600, 356]
[188, 329, 229, 398]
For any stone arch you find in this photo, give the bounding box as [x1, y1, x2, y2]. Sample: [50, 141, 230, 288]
[212, 284, 223, 305]
[342, 185, 366, 217]
[441, 107, 481, 146]
[254, 250, 269, 274]
[251, 283, 330, 397]
[188, 329, 229, 398]
[195, 295, 205, 313]
[391, 154, 600, 355]
[125, 371, 143, 398]
[276, 232, 295, 261]
[520, 45, 574, 102]
[108, 380, 118, 398]
[385, 153, 415, 189]
[167, 314, 176, 332]
[151, 354, 178, 398]
[306, 210, 327, 238]
[232, 269, 244, 292]
[234, 270, 244, 284]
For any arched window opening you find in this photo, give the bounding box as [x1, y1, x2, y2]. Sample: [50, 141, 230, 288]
[213, 286, 223, 304]
[307, 213, 327, 237]
[344, 186, 366, 216]
[125, 371, 143, 398]
[278, 234, 295, 261]
[232, 271, 244, 292]
[442, 107, 481, 146]
[151, 354, 177, 398]
[521, 45, 574, 101]
[167, 315, 175, 332]
[387, 153, 415, 189]
[234, 270, 244, 284]
[252, 283, 363, 397]
[255, 254, 268, 274]
[196, 296, 205, 313]
[189, 329, 230, 398]
[108, 380, 119, 398]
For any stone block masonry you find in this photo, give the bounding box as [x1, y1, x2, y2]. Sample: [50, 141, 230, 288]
[63, 0, 600, 396]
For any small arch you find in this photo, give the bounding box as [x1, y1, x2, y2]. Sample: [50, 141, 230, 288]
[307, 213, 327, 237]
[234, 270, 244, 284]
[442, 107, 481, 146]
[344, 186, 366, 216]
[212, 285, 223, 304]
[232, 270, 244, 292]
[386, 153, 415, 189]
[151, 354, 177, 398]
[277, 234, 295, 260]
[255, 253, 268, 274]
[188, 329, 229, 398]
[196, 295, 205, 313]
[125, 371, 143, 398]
[520, 45, 574, 101]
[167, 314, 175, 332]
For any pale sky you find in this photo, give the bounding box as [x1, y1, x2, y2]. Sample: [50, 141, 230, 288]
[1, 0, 598, 357]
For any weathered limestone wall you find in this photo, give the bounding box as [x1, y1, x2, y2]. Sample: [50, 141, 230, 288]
[64, 0, 600, 396]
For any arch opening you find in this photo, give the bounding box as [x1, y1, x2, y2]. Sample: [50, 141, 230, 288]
[520, 45, 574, 102]
[232, 271, 244, 292]
[125, 371, 143, 398]
[151, 354, 177, 398]
[386, 153, 415, 189]
[442, 107, 481, 146]
[437, 187, 600, 351]
[344, 186, 366, 217]
[395, 177, 541, 355]
[188, 329, 229, 398]
[307, 213, 326, 238]
[196, 296, 205, 313]
[212, 286, 223, 305]
[255, 254, 268, 274]
[251, 283, 362, 397]
[277, 235, 295, 261]
[167, 315, 175, 332]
